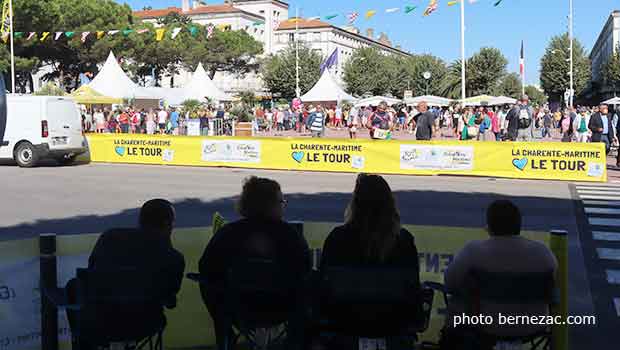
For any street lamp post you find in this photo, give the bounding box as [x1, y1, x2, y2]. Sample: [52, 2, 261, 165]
[423, 71, 432, 95]
[460, 0, 466, 101]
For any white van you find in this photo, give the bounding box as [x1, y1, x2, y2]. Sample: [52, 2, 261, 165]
[0, 95, 87, 167]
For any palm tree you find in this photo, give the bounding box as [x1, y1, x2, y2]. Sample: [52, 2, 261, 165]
[440, 60, 464, 99]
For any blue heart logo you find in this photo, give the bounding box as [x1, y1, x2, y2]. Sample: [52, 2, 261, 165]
[115, 146, 125, 156]
[291, 151, 304, 163]
[512, 158, 528, 171]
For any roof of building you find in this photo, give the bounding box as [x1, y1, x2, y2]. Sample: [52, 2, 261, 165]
[134, 4, 262, 20]
[276, 18, 411, 57]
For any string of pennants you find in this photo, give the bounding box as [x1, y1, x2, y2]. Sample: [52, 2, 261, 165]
[2, 0, 507, 43]
[1, 23, 229, 44]
[282, 0, 506, 26]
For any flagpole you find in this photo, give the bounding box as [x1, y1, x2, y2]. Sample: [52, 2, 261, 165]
[522, 41, 525, 97]
[568, 0, 574, 108]
[460, 0, 466, 101]
[295, 6, 300, 98]
[8, 0, 15, 93]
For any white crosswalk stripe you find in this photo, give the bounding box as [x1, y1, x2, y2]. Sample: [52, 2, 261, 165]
[575, 184, 620, 318]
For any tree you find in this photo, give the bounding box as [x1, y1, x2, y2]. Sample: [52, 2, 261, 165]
[467, 47, 508, 96]
[404, 54, 447, 97]
[495, 73, 521, 98]
[540, 33, 590, 102]
[343, 47, 393, 96]
[524, 85, 547, 106]
[260, 42, 321, 100]
[602, 46, 620, 96]
[440, 59, 467, 99]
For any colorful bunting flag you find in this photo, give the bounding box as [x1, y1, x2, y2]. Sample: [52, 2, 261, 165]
[108, 30, 120, 36]
[448, 1, 459, 6]
[405, 6, 418, 14]
[1, 33, 8, 44]
[14, 32, 23, 38]
[252, 21, 264, 26]
[469, 0, 479, 3]
[424, 0, 438, 16]
[206, 24, 214, 39]
[54, 32, 63, 41]
[308, 16, 320, 21]
[386, 8, 400, 13]
[171, 28, 182, 39]
[155, 28, 165, 41]
[189, 26, 198, 37]
[494, 0, 504, 6]
[137, 29, 149, 34]
[40, 32, 50, 41]
[348, 12, 359, 24]
[122, 29, 133, 37]
[365, 10, 377, 20]
[96, 31, 105, 39]
[80, 31, 90, 43]
[65, 32, 75, 38]
[324, 14, 338, 20]
[272, 18, 280, 30]
[26, 32, 36, 40]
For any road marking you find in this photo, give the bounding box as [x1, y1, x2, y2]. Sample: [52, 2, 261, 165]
[593, 231, 620, 241]
[589, 218, 620, 227]
[577, 190, 620, 196]
[607, 270, 620, 284]
[585, 207, 620, 215]
[597, 248, 620, 261]
[577, 186, 620, 191]
[580, 195, 620, 201]
[583, 200, 620, 207]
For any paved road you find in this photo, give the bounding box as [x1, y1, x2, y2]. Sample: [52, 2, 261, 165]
[0, 162, 607, 349]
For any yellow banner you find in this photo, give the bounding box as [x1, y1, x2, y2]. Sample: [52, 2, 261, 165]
[86, 134, 607, 182]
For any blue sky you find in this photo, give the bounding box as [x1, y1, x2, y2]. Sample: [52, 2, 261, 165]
[120, 0, 619, 85]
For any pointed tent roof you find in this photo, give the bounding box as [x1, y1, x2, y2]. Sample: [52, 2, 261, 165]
[182, 63, 233, 102]
[89, 51, 156, 100]
[301, 70, 356, 102]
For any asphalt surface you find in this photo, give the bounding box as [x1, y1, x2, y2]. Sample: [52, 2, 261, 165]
[0, 161, 608, 349]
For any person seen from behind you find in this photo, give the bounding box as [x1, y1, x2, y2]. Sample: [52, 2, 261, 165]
[199, 177, 311, 349]
[440, 200, 557, 348]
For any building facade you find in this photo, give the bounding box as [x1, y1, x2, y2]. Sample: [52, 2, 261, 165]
[590, 10, 620, 98]
[132, 0, 411, 94]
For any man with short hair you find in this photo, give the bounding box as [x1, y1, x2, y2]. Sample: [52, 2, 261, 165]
[307, 105, 326, 138]
[415, 101, 435, 141]
[514, 95, 535, 141]
[169, 108, 180, 135]
[443, 200, 557, 339]
[589, 103, 615, 154]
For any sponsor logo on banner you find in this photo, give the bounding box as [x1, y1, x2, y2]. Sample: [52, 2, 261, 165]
[201, 140, 261, 163]
[113, 138, 172, 161]
[289, 142, 365, 169]
[400, 145, 474, 171]
[510, 147, 604, 178]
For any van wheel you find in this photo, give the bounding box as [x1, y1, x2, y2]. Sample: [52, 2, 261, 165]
[14, 142, 39, 168]
[56, 155, 76, 166]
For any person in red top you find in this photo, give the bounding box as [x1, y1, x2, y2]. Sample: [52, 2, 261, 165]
[118, 111, 130, 134]
[490, 109, 501, 141]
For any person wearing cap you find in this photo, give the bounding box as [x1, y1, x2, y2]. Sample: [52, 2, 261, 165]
[589, 103, 616, 154]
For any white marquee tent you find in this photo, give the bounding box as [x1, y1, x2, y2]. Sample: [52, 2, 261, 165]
[603, 97, 620, 105]
[182, 63, 233, 103]
[354, 96, 402, 107]
[88, 52, 157, 100]
[489, 96, 518, 106]
[405, 95, 452, 107]
[301, 70, 356, 103]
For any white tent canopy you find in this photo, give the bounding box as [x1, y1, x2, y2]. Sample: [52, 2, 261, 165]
[603, 97, 620, 105]
[489, 96, 518, 106]
[355, 96, 402, 107]
[182, 63, 233, 103]
[145, 87, 186, 106]
[405, 95, 452, 107]
[301, 70, 356, 102]
[88, 51, 156, 100]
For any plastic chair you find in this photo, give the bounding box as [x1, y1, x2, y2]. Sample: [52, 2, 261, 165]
[47, 267, 171, 350]
[426, 269, 556, 350]
[188, 258, 305, 350]
[313, 267, 433, 350]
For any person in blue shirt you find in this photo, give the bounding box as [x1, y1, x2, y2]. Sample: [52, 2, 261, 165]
[169, 108, 180, 135]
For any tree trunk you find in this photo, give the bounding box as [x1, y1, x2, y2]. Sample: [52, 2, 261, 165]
[28, 73, 34, 93]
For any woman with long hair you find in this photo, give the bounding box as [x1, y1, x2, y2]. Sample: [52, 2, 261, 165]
[321, 173, 419, 267]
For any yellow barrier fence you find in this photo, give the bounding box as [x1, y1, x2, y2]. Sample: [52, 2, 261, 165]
[86, 134, 607, 183]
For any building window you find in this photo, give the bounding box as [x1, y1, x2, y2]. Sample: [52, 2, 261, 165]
[288, 33, 294, 42]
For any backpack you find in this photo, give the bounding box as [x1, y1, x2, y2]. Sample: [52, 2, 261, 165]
[518, 106, 532, 129]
